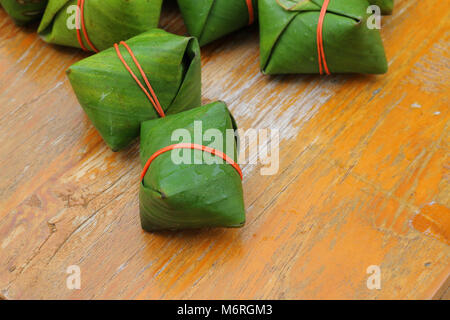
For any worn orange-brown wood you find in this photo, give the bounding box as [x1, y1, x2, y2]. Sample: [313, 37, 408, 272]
[0, 0, 449, 300]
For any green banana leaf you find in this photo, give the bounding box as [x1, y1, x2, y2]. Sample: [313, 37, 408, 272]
[67, 29, 202, 151]
[38, 0, 162, 51]
[140, 101, 245, 231]
[0, 0, 48, 25]
[260, 0, 388, 74]
[369, 0, 393, 15]
[177, 0, 257, 46]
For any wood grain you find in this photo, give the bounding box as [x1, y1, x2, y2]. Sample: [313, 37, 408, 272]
[0, 0, 449, 299]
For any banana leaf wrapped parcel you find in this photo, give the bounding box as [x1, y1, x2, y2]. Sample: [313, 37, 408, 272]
[67, 29, 201, 151]
[0, 0, 48, 25]
[369, 0, 393, 15]
[177, 0, 257, 46]
[38, 0, 163, 51]
[259, 0, 388, 75]
[140, 101, 245, 231]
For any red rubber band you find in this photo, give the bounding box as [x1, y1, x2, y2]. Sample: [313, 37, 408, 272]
[246, 0, 254, 25]
[317, 0, 330, 75]
[76, 0, 99, 53]
[140, 143, 243, 182]
[114, 42, 165, 118]
[75, 0, 87, 51]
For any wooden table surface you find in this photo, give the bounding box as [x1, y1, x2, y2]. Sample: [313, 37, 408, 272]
[0, 0, 449, 300]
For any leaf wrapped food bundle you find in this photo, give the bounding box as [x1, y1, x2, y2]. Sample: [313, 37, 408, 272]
[67, 29, 202, 151]
[38, 0, 163, 51]
[0, 0, 48, 25]
[177, 0, 257, 46]
[260, 0, 388, 75]
[140, 101, 246, 231]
